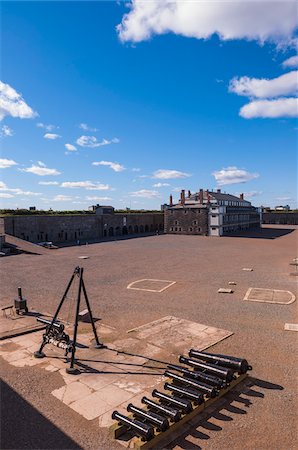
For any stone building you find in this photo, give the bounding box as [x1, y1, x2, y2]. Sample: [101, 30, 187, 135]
[165, 189, 260, 236]
[0, 206, 164, 244]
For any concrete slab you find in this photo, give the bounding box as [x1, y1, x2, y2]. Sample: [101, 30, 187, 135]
[244, 288, 296, 305]
[284, 323, 298, 331]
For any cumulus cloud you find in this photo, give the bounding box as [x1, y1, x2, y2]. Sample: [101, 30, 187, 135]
[229, 71, 297, 99]
[92, 161, 125, 172]
[240, 97, 298, 118]
[76, 135, 119, 148]
[60, 181, 110, 190]
[153, 169, 191, 179]
[37, 123, 57, 131]
[153, 182, 170, 187]
[0, 158, 18, 169]
[19, 161, 61, 176]
[0, 192, 14, 198]
[38, 181, 59, 186]
[79, 123, 98, 132]
[117, 0, 297, 45]
[212, 166, 259, 186]
[52, 195, 73, 202]
[0, 125, 13, 137]
[0, 181, 41, 196]
[282, 55, 298, 68]
[86, 196, 112, 201]
[130, 189, 161, 199]
[44, 133, 61, 140]
[65, 143, 77, 152]
[0, 81, 37, 121]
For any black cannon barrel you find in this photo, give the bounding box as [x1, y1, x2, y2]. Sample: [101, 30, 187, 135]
[164, 370, 217, 398]
[179, 356, 234, 382]
[111, 411, 154, 441]
[189, 349, 252, 374]
[127, 403, 169, 432]
[141, 396, 181, 422]
[168, 363, 226, 389]
[152, 390, 193, 414]
[37, 317, 64, 332]
[164, 382, 204, 404]
[18, 287, 23, 299]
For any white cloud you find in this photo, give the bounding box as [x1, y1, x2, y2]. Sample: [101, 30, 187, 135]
[276, 196, 292, 201]
[38, 181, 59, 186]
[0, 158, 18, 169]
[65, 143, 77, 152]
[0, 192, 14, 198]
[212, 166, 259, 186]
[92, 161, 125, 172]
[117, 1, 297, 45]
[0, 181, 41, 196]
[153, 182, 170, 187]
[19, 161, 61, 176]
[44, 133, 61, 140]
[86, 196, 112, 201]
[282, 55, 298, 68]
[0, 81, 37, 121]
[130, 189, 161, 199]
[76, 135, 119, 148]
[79, 123, 98, 132]
[229, 71, 297, 99]
[0, 125, 13, 137]
[52, 195, 73, 202]
[240, 97, 298, 118]
[132, 168, 141, 172]
[61, 181, 110, 190]
[238, 191, 263, 198]
[153, 169, 191, 179]
[37, 123, 57, 131]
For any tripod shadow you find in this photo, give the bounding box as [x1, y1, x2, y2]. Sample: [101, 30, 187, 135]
[167, 377, 283, 449]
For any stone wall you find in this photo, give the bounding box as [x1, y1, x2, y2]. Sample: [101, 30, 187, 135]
[0, 213, 164, 244]
[164, 208, 208, 235]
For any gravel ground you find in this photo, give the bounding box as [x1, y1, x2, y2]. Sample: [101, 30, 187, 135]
[1, 225, 297, 450]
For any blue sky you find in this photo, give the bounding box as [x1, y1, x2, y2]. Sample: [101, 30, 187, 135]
[1, 1, 297, 210]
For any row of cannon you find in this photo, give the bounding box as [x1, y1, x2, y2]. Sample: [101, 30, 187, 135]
[112, 349, 252, 442]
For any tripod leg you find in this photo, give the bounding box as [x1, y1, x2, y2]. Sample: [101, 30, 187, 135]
[81, 277, 104, 348]
[34, 267, 79, 359]
[66, 268, 83, 374]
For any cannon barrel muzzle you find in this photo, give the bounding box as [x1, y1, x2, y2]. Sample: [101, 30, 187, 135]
[167, 363, 226, 389]
[164, 370, 217, 398]
[189, 349, 252, 374]
[127, 403, 169, 432]
[179, 356, 234, 382]
[141, 397, 181, 422]
[152, 390, 192, 413]
[164, 382, 204, 404]
[111, 411, 154, 441]
[37, 317, 64, 332]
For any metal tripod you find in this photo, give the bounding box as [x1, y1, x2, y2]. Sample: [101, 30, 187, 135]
[34, 266, 104, 374]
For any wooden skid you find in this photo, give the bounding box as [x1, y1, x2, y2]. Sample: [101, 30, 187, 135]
[110, 373, 247, 449]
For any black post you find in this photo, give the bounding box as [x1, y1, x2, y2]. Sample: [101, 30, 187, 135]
[66, 267, 83, 374]
[34, 267, 79, 358]
[81, 277, 104, 348]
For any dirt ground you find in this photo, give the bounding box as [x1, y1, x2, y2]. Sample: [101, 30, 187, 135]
[1, 225, 297, 450]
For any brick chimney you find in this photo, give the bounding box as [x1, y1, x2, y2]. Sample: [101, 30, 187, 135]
[206, 189, 210, 204]
[188, 190, 191, 198]
[169, 194, 173, 206]
[199, 189, 203, 204]
[217, 188, 221, 193]
[181, 189, 185, 205]
[240, 193, 244, 200]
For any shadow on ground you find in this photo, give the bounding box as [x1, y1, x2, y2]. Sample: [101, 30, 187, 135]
[1, 380, 81, 449]
[167, 377, 283, 450]
[224, 227, 294, 240]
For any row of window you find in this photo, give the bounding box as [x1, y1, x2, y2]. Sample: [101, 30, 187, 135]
[174, 220, 199, 226]
[169, 227, 202, 232]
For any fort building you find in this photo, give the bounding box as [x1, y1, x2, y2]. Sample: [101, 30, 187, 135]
[164, 189, 260, 236]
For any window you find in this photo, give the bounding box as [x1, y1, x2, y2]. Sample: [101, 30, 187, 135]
[174, 220, 179, 225]
[175, 227, 178, 231]
[170, 227, 173, 231]
[193, 220, 198, 225]
[189, 227, 193, 232]
[212, 227, 216, 230]
[184, 210, 188, 214]
[179, 227, 182, 231]
[212, 214, 216, 217]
